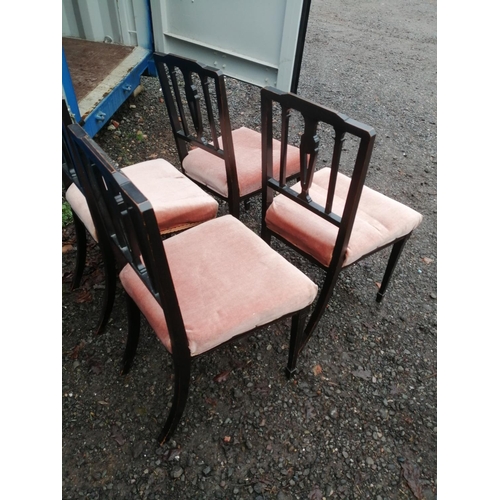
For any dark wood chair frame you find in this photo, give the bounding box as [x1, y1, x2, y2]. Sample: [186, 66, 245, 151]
[62, 99, 116, 334]
[261, 87, 413, 375]
[154, 52, 299, 219]
[67, 122, 311, 444]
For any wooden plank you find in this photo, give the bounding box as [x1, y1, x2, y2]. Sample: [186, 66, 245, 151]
[62, 37, 134, 101]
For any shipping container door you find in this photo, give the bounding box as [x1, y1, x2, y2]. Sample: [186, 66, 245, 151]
[62, 0, 153, 136]
[150, 0, 310, 92]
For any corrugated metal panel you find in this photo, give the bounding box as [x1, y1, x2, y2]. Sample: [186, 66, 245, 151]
[62, 0, 150, 48]
[150, 0, 306, 91]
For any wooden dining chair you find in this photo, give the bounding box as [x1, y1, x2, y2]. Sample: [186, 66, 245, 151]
[153, 52, 302, 219]
[261, 87, 423, 373]
[67, 122, 318, 444]
[62, 99, 219, 334]
[63, 100, 116, 335]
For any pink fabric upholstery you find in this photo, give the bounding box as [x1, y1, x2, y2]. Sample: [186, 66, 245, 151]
[265, 168, 423, 268]
[65, 159, 218, 239]
[123, 159, 218, 234]
[182, 126, 301, 197]
[119, 215, 318, 357]
[65, 183, 97, 241]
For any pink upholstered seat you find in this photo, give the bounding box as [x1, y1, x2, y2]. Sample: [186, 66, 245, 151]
[65, 182, 97, 241]
[266, 168, 423, 268]
[123, 159, 218, 233]
[65, 158, 218, 240]
[119, 215, 318, 357]
[183, 126, 301, 199]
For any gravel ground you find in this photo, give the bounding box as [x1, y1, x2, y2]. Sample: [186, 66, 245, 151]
[62, 0, 437, 498]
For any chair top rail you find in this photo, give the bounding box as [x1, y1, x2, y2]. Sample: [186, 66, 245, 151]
[262, 86, 375, 138]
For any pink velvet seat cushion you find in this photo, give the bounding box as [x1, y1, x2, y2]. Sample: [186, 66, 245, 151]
[182, 126, 301, 198]
[65, 183, 98, 241]
[123, 159, 218, 233]
[65, 159, 219, 239]
[265, 167, 423, 268]
[119, 215, 318, 357]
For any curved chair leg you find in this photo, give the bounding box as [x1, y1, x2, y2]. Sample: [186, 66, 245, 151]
[71, 211, 87, 291]
[301, 266, 342, 351]
[158, 355, 191, 446]
[95, 248, 116, 335]
[286, 307, 309, 379]
[376, 235, 410, 303]
[121, 292, 141, 375]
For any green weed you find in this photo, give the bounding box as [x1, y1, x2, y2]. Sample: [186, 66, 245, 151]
[62, 200, 73, 227]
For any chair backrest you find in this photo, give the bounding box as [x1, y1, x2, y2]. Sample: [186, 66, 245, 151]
[67, 123, 190, 357]
[153, 52, 238, 187]
[261, 86, 376, 271]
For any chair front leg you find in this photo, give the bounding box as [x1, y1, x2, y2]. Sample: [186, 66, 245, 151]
[158, 354, 191, 445]
[121, 292, 141, 375]
[286, 307, 309, 379]
[376, 235, 410, 303]
[71, 210, 87, 290]
[302, 266, 342, 347]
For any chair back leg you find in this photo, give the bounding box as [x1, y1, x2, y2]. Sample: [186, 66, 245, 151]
[70, 209, 115, 336]
[70, 212, 88, 291]
[376, 235, 411, 303]
[260, 221, 272, 245]
[228, 197, 240, 219]
[121, 292, 141, 375]
[158, 356, 191, 445]
[95, 251, 116, 335]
